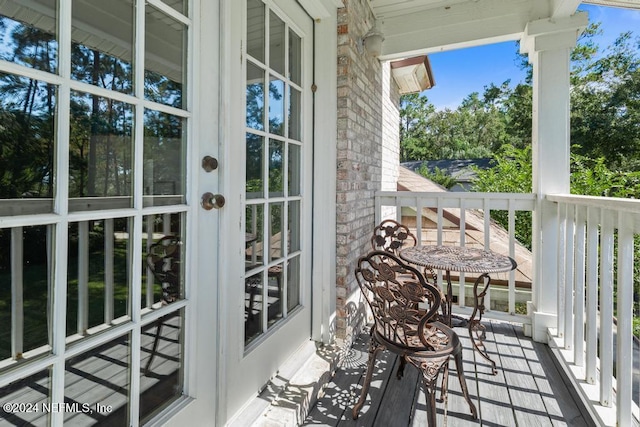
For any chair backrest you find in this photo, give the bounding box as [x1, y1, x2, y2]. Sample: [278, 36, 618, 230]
[355, 250, 442, 349]
[371, 219, 417, 256]
[147, 235, 181, 304]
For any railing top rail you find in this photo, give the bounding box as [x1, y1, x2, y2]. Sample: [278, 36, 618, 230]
[376, 191, 536, 201]
[547, 193, 640, 214]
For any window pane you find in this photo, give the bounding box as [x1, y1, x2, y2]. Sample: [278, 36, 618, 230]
[245, 204, 264, 270]
[64, 334, 130, 425]
[289, 87, 301, 141]
[246, 62, 265, 130]
[245, 273, 263, 345]
[288, 200, 300, 253]
[0, 368, 51, 427]
[269, 202, 283, 262]
[246, 133, 264, 199]
[288, 144, 301, 196]
[0, 226, 53, 370]
[269, 139, 284, 197]
[143, 109, 185, 207]
[267, 262, 284, 328]
[287, 256, 300, 312]
[145, 6, 186, 108]
[0, 74, 56, 215]
[246, 0, 265, 63]
[289, 29, 301, 84]
[140, 308, 184, 423]
[269, 11, 285, 76]
[71, 0, 134, 94]
[0, 0, 57, 73]
[269, 76, 284, 136]
[142, 213, 184, 314]
[69, 91, 133, 211]
[66, 219, 131, 342]
[161, 0, 187, 15]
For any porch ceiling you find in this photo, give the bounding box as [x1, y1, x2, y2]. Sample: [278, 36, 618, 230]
[367, 0, 640, 60]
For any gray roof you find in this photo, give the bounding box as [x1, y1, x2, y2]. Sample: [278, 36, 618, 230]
[402, 158, 493, 183]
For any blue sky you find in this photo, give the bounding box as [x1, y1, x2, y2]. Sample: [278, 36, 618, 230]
[423, 4, 640, 110]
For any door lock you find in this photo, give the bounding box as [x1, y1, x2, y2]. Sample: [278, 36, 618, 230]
[202, 156, 218, 172]
[201, 192, 225, 210]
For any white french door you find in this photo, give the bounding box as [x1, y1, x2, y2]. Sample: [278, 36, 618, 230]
[221, 0, 314, 420]
[0, 0, 206, 425]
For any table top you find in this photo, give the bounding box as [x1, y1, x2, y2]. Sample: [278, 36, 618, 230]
[399, 245, 517, 274]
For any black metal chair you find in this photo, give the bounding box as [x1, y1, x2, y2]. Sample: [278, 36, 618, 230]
[371, 219, 417, 255]
[353, 250, 477, 426]
[144, 235, 181, 375]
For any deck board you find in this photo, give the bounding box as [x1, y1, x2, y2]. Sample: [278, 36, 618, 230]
[304, 320, 587, 427]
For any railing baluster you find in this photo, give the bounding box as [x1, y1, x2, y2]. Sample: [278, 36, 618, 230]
[104, 218, 115, 324]
[11, 227, 24, 359]
[574, 206, 586, 366]
[483, 197, 491, 310]
[599, 209, 614, 407]
[146, 215, 155, 308]
[565, 204, 575, 350]
[585, 206, 599, 384]
[508, 199, 516, 315]
[416, 197, 423, 246]
[78, 221, 89, 335]
[616, 211, 633, 426]
[558, 203, 567, 337]
[459, 198, 466, 308]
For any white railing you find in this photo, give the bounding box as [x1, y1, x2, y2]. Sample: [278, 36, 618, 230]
[549, 194, 640, 427]
[375, 191, 536, 323]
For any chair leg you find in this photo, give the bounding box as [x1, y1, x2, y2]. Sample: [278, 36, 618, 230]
[438, 360, 450, 403]
[396, 356, 406, 379]
[352, 339, 384, 420]
[454, 350, 478, 419]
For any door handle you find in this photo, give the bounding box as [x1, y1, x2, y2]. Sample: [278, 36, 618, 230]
[201, 192, 225, 210]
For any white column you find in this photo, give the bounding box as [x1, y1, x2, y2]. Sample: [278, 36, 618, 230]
[520, 13, 587, 342]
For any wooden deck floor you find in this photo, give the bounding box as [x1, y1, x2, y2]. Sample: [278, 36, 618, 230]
[304, 321, 592, 426]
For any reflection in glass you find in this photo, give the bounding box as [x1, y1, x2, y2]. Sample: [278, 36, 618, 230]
[145, 5, 186, 108]
[0, 368, 51, 427]
[64, 334, 130, 426]
[142, 213, 184, 313]
[71, 0, 133, 94]
[246, 62, 265, 130]
[269, 140, 284, 196]
[289, 200, 301, 253]
[289, 87, 301, 141]
[246, 0, 265, 63]
[0, 226, 52, 368]
[143, 109, 185, 207]
[0, 0, 57, 72]
[288, 144, 301, 196]
[140, 308, 184, 423]
[269, 77, 285, 136]
[267, 262, 284, 328]
[269, 11, 285, 76]
[162, 0, 187, 15]
[245, 204, 264, 270]
[289, 29, 301, 84]
[245, 273, 263, 345]
[69, 91, 133, 210]
[246, 133, 264, 199]
[0, 74, 56, 213]
[269, 203, 284, 262]
[287, 256, 300, 312]
[66, 219, 131, 340]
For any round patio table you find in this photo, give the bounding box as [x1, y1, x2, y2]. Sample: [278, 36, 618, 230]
[400, 245, 517, 374]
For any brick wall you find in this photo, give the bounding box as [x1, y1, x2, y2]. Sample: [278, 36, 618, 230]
[335, 0, 400, 341]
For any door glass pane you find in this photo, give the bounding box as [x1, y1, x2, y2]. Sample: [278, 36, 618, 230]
[69, 91, 133, 211]
[66, 218, 131, 343]
[246, 0, 265, 63]
[0, 226, 53, 369]
[267, 262, 283, 328]
[289, 87, 301, 141]
[269, 76, 285, 136]
[0, 368, 51, 427]
[71, 0, 134, 94]
[64, 334, 131, 425]
[245, 204, 264, 270]
[269, 11, 285, 76]
[246, 62, 265, 130]
[287, 256, 300, 312]
[0, 74, 56, 215]
[143, 110, 185, 207]
[145, 5, 186, 109]
[289, 29, 301, 85]
[269, 203, 283, 262]
[288, 200, 300, 253]
[245, 273, 263, 345]
[269, 139, 284, 197]
[140, 308, 184, 423]
[246, 133, 264, 199]
[142, 213, 184, 314]
[161, 0, 187, 15]
[0, 0, 57, 73]
[288, 144, 301, 196]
